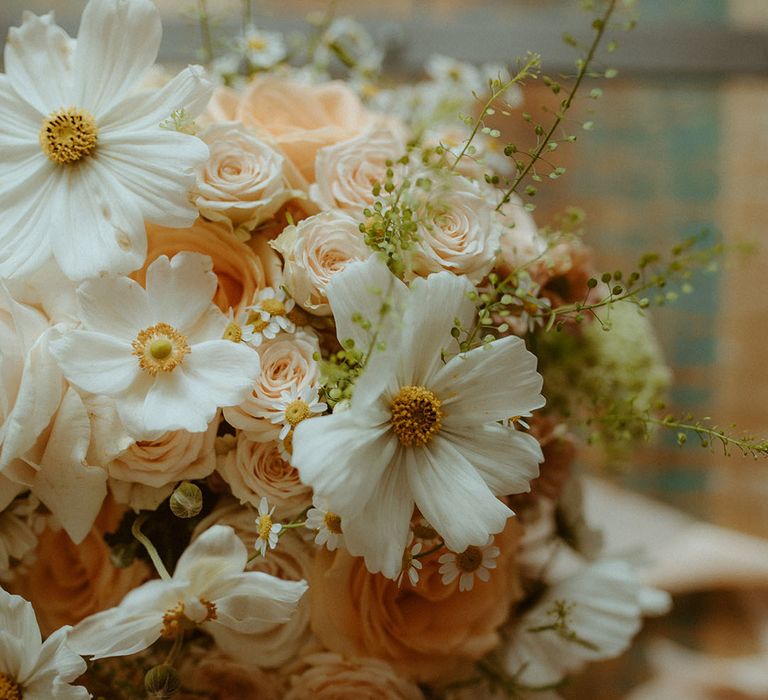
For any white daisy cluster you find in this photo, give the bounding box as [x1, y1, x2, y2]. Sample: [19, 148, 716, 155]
[0, 1, 682, 698]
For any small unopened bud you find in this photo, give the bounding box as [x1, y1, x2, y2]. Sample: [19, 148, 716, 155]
[144, 664, 181, 698]
[170, 481, 203, 519]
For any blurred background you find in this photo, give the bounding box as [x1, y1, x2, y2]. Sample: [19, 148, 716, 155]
[3, 0, 768, 696]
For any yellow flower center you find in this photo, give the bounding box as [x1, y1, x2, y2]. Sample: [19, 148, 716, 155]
[160, 599, 217, 638]
[0, 673, 22, 700]
[39, 107, 98, 165]
[246, 311, 269, 333]
[132, 323, 190, 375]
[223, 321, 243, 343]
[260, 298, 286, 316]
[324, 511, 342, 535]
[248, 37, 267, 51]
[390, 386, 443, 447]
[257, 514, 273, 541]
[455, 546, 483, 573]
[285, 399, 311, 427]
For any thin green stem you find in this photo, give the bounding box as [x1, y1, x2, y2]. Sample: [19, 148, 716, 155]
[649, 416, 768, 457]
[132, 514, 171, 581]
[496, 0, 618, 211]
[197, 0, 214, 66]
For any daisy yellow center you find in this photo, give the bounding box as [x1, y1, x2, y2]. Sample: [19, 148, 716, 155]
[246, 311, 269, 333]
[257, 514, 273, 541]
[285, 399, 311, 427]
[324, 511, 342, 535]
[39, 107, 98, 165]
[0, 673, 22, 700]
[260, 298, 286, 316]
[390, 386, 443, 447]
[456, 546, 483, 573]
[132, 323, 190, 375]
[248, 37, 267, 50]
[161, 598, 217, 638]
[223, 322, 243, 343]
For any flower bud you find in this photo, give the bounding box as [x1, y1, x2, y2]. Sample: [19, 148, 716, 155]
[170, 481, 203, 519]
[144, 664, 181, 698]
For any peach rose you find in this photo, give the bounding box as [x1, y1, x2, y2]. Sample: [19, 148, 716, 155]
[133, 218, 281, 314]
[11, 497, 150, 635]
[194, 123, 297, 231]
[210, 77, 374, 183]
[494, 194, 547, 278]
[224, 330, 321, 437]
[285, 653, 425, 700]
[194, 502, 315, 667]
[178, 651, 285, 700]
[309, 519, 523, 683]
[271, 211, 371, 316]
[219, 433, 312, 518]
[309, 127, 405, 212]
[409, 175, 502, 284]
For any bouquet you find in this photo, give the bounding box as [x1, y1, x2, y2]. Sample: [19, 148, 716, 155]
[0, 0, 764, 698]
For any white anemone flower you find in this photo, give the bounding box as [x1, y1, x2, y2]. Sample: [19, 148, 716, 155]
[0, 587, 89, 699]
[67, 524, 308, 660]
[0, 0, 213, 281]
[49, 252, 261, 438]
[502, 559, 671, 687]
[292, 257, 545, 579]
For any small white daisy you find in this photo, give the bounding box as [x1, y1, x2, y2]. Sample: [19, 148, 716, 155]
[438, 537, 500, 592]
[239, 26, 287, 70]
[305, 505, 344, 552]
[221, 308, 259, 346]
[397, 539, 423, 588]
[245, 287, 296, 344]
[254, 497, 282, 557]
[269, 386, 327, 440]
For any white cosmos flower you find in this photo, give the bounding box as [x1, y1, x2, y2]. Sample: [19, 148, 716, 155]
[0, 0, 213, 281]
[49, 252, 261, 439]
[67, 524, 308, 660]
[0, 587, 88, 699]
[292, 256, 545, 579]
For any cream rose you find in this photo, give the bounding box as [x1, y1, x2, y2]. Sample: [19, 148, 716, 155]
[178, 651, 285, 700]
[133, 218, 281, 315]
[495, 193, 548, 278]
[193, 502, 315, 667]
[309, 519, 523, 683]
[195, 123, 297, 231]
[10, 497, 149, 635]
[271, 211, 370, 316]
[409, 175, 501, 284]
[224, 330, 321, 437]
[219, 433, 312, 518]
[209, 77, 375, 183]
[285, 653, 425, 700]
[309, 127, 405, 212]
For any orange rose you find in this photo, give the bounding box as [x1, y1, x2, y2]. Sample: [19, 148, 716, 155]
[210, 77, 374, 184]
[309, 519, 523, 683]
[11, 497, 150, 635]
[133, 218, 281, 314]
[285, 653, 425, 700]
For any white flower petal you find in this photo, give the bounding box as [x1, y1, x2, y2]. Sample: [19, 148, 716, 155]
[0, 75, 42, 151]
[99, 64, 213, 131]
[326, 255, 408, 351]
[49, 160, 147, 280]
[77, 276, 152, 339]
[442, 422, 542, 496]
[49, 329, 138, 396]
[114, 371, 156, 439]
[145, 253, 217, 330]
[292, 411, 396, 517]
[100, 128, 208, 228]
[33, 387, 107, 544]
[74, 0, 161, 115]
[174, 524, 248, 588]
[0, 588, 41, 680]
[142, 370, 213, 434]
[24, 627, 87, 690]
[434, 334, 545, 425]
[342, 463, 414, 579]
[209, 572, 307, 634]
[4, 11, 73, 115]
[405, 437, 512, 553]
[182, 340, 261, 407]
